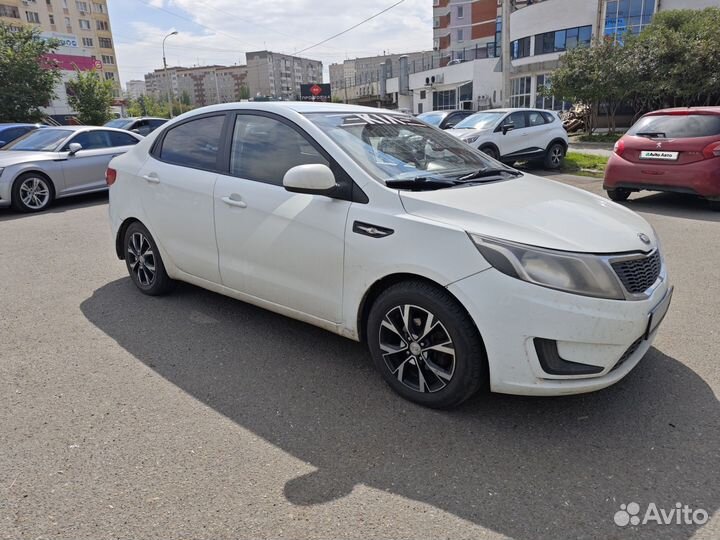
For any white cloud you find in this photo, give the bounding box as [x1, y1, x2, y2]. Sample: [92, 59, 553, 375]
[114, 0, 433, 86]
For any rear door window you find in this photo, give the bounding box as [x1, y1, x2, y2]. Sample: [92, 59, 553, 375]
[628, 115, 720, 138]
[528, 111, 547, 127]
[157, 114, 225, 171]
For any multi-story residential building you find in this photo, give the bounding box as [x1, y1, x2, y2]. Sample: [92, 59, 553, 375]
[145, 64, 249, 108]
[245, 50, 323, 100]
[0, 0, 121, 122]
[433, 0, 501, 64]
[125, 80, 146, 100]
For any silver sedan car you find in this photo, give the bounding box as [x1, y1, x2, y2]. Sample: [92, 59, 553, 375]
[0, 126, 142, 212]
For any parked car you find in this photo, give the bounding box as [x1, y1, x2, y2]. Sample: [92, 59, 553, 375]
[0, 123, 44, 147]
[108, 103, 671, 409]
[104, 117, 168, 136]
[446, 108, 568, 169]
[417, 110, 474, 130]
[0, 126, 142, 212]
[604, 107, 720, 209]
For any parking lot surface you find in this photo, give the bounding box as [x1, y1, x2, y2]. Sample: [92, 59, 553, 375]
[1, 176, 718, 540]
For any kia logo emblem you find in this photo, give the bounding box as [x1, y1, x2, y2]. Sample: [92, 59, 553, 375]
[638, 233, 651, 245]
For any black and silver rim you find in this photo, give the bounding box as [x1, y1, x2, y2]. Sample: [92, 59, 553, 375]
[127, 232, 156, 287]
[378, 304, 456, 393]
[550, 145, 564, 166]
[19, 177, 50, 209]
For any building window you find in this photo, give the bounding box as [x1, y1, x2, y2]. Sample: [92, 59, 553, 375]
[535, 25, 592, 55]
[93, 2, 105, 13]
[82, 37, 93, 46]
[96, 20, 108, 30]
[457, 5, 464, 18]
[0, 5, 20, 18]
[104, 72, 114, 80]
[101, 55, 114, 64]
[78, 18, 90, 30]
[605, 0, 655, 41]
[64, 16, 71, 28]
[510, 76, 531, 108]
[511, 36, 531, 59]
[76, 1, 89, 13]
[457, 28, 464, 42]
[25, 11, 40, 23]
[433, 89, 457, 111]
[535, 74, 571, 111]
[419, 90, 426, 100]
[48, 14, 54, 24]
[98, 37, 112, 48]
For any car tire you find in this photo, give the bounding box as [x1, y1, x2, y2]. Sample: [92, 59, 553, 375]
[606, 188, 631, 202]
[11, 172, 54, 213]
[480, 145, 500, 161]
[367, 280, 487, 409]
[709, 200, 720, 212]
[124, 222, 174, 296]
[544, 142, 566, 169]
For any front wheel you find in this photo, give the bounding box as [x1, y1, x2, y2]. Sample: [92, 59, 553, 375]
[544, 142, 566, 169]
[480, 145, 500, 161]
[124, 222, 174, 296]
[606, 188, 631, 202]
[367, 281, 487, 409]
[11, 173, 54, 212]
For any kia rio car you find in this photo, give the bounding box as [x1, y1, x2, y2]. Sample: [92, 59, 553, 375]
[604, 107, 720, 209]
[107, 103, 672, 409]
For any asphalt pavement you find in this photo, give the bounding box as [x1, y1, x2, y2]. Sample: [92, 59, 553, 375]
[0, 176, 718, 540]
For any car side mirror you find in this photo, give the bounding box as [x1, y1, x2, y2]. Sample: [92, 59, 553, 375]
[502, 123, 515, 135]
[68, 142, 83, 155]
[283, 164, 337, 196]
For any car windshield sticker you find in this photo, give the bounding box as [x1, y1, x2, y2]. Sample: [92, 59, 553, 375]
[341, 113, 425, 128]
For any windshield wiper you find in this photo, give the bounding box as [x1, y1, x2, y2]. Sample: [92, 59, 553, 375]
[457, 168, 523, 182]
[385, 176, 460, 191]
[635, 131, 666, 138]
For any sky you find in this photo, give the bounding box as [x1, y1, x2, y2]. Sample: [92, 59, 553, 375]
[108, 0, 433, 89]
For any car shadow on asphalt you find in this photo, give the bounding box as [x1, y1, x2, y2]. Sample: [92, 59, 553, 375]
[0, 191, 108, 222]
[620, 192, 720, 223]
[80, 278, 719, 540]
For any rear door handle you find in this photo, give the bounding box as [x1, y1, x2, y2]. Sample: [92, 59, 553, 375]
[143, 174, 160, 184]
[222, 195, 247, 208]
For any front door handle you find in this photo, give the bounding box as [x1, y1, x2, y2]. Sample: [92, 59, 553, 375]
[143, 174, 160, 184]
[222, 195, 247, 208]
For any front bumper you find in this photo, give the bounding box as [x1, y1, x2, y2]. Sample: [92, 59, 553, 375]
[448, 267, 671, 396]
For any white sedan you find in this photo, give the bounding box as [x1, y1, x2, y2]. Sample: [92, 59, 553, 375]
[107, 102, 672, 409]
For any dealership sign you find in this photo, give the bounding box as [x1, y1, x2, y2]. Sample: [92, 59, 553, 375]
[300, 83, 331, 102]
[41, 32, 79, 48]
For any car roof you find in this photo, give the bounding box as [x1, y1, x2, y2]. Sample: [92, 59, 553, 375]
[0, 123, 41, 129]
[36, 125, 143, 135]
[646, 107, 720, 116]
[178, 101, 400, 117]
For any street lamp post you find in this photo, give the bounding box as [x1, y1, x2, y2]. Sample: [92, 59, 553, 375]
[163, 31, 178, 118]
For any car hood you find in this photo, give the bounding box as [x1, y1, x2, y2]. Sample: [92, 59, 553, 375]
[445, 127, 492, 139]
[399, 174, 656, 253]
[0, 151, 60, 166]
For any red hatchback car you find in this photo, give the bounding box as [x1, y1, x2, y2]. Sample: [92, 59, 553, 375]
[604, 107, 720, 209]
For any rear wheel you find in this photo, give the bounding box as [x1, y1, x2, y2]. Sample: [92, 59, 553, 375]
[124, 222, 174, 296]
[11, 173, 54, 212]
[544, 142, 566, 169]
[367, 281, 487, 409]
[607, 188, 631, 202]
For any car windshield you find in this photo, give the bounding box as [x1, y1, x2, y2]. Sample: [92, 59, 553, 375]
[2, 129, 72, 151]
[416, 112, 447, 126]
[454, 111, 505, 130]
[306, 112, 504, 185]
[104, 118, 134, 129]
[628, 114, 720, 138]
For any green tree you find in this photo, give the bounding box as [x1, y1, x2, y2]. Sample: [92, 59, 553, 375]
[66, 69, 115, 125]
[237, 85, 250, 100]
[0, 23, 62, 122]
[127, 94, 169, 118]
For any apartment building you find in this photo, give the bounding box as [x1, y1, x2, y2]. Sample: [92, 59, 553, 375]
[145, 64, 249, 107]
[245, 50, 323, 100]
[0, 0, 121, 121]
[433, 0, 500, 63]
[125, 80, 146, 100]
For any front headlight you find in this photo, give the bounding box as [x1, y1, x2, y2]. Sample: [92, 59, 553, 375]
[462, 136, 479, 144]
[470, 234, 626, 300]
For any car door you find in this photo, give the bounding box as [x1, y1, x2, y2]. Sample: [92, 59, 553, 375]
[525, 110, 554, 152]
[214, 112, 351, 323]
[137, 113, 227, 283]
[59, 130, 128, 193]
[496, 111, 530, 157]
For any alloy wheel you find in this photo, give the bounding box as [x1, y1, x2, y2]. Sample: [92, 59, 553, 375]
[127, 232, 156, 287]
[378, 304, 456, 393]
[550, 145, 564, 166]
[19, 177, 51, 210]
